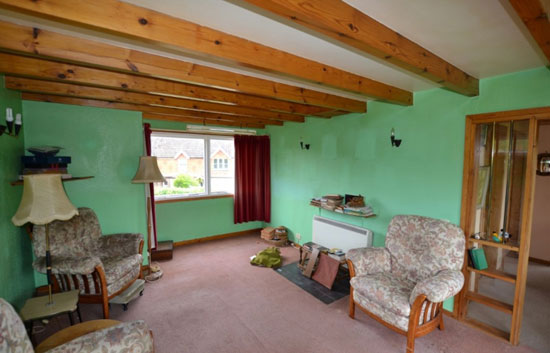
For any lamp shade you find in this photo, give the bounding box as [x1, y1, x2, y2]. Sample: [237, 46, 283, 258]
[132, 156, 166, 184]
[12, 174, 79, 226]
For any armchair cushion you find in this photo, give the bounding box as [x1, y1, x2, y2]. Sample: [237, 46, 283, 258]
[352, 293, 411, 332]
[96, 233, 143, 258]
[47, 320, 153, 353]
[386, 215, 465, 283]
[33, 256, 102, 275]
[101, 254, 143, 285]
[346, 247, 391, 276]
[351, 273, 415, 317]
[32, 208, 101, 258]
[409, 269, 465, 304]
[0, 299, 33, 353]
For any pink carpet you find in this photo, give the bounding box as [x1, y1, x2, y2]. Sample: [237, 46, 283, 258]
[35, 233, 540, 352]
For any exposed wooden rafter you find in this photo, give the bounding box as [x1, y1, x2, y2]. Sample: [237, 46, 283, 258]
[509, 0, 550, 62]
[21, 93, 268, 129]
[0, 20, 365, 113]
[239, 0, 479, 96]
[0, 52, 329, 116]
[4, 77, 305, 123]
[0, 0, 412, 105]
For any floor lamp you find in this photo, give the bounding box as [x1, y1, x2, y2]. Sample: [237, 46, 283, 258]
[12, 174, 79, 305]
[132, 156, 166, 270]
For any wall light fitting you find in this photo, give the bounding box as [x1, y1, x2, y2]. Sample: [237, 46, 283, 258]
[0, 108, 22, 137]
[390, 128, 402, 147]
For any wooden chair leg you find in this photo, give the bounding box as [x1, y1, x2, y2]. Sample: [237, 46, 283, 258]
[102, 299, 110, 319]
[438, 314, 445, 331]
[349, 287, 355, 319]
[406, 335, 415, 353]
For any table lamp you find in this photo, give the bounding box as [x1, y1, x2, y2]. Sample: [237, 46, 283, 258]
[12, 174, 79, 305]
[132, 156, 166, 265]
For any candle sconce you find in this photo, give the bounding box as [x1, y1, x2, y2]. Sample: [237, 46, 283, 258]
[537, 152, 550, 176]
[0, 108, 22, 137]
[299, 137, 310, 150]
[390, 128, 402, 147]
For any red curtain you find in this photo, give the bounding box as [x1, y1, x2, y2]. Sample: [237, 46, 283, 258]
[234, 135, 271, 223]
[143, 123, 158, 250]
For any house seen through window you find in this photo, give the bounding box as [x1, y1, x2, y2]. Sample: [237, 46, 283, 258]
[151, 132, 235, 199]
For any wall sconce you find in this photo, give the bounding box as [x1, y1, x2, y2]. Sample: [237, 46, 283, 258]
[299, 137, 310, 150]
[390, 128, 402, 147]
[0, 108, 22, 137]
[537, 152, 550, 176]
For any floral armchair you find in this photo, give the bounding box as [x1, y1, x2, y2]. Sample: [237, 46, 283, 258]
[0, 298, 154, 353]
[346, 215, 465, 353]
[31, 208, 144, 319]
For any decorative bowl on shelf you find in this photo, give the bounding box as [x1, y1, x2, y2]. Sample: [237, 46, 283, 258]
[27, 146, 63, 157]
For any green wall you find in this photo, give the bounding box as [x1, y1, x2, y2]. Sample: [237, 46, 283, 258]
[23, 102, 148, 285]
[0, 76, 35, 308]
[265, 66, 550, 311]
[144, 119, 262, 242]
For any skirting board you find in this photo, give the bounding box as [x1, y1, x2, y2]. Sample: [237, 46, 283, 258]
[174, 228, 262, 247]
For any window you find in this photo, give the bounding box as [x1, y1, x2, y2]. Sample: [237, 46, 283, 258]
[213, 158, 229, 170]
[151, 132, 234, 200]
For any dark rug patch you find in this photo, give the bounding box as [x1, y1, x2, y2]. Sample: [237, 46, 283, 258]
[274, 261, 349, 304]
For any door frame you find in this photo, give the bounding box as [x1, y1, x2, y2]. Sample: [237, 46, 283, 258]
[456, 106, 550, 344]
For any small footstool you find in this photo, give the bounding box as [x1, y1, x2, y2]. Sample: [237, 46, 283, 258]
[109, 279, 145, 311]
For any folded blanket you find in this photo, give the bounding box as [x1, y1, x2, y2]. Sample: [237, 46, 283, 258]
[250, 247, 282, 268]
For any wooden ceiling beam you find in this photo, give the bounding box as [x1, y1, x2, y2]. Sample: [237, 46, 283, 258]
[21, 93, 275, 127]
[142, 113, 263, 129]
[0, 20, 364, 113]
[0, 52, 328, 116]
[240, 0, 479, 96]
[509, 0, 550, 62]
[0, 0, 412, 105]
[5, 76, 305, 122]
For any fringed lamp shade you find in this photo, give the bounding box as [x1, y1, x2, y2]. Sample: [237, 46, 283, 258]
[12, 174, 79, 226]
[132, 156, 166, 184]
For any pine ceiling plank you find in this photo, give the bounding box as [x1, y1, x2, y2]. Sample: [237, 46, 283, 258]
[509, 0, 550, 62]
[0, 20, 364, 113]
[20, 92, 277, 127]
[0, 52, 328, 116]
[142, 113, 263, 129]
[5, 76, 304, 122]
[240, 0, 479, 96]
[0, 0, 412, 105]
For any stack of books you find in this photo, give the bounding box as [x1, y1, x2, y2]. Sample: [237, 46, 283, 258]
[19, 148, 72, 180]
[343, 205, 374, 217]
[468, 247, 488, 270]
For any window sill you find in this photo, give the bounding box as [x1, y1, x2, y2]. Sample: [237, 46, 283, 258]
[155, 193, 234, 204]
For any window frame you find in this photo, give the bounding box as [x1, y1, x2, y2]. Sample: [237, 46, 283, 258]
[151, 131, 235, 202]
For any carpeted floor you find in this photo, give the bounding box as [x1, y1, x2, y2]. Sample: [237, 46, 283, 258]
[34, 233, 541, 352]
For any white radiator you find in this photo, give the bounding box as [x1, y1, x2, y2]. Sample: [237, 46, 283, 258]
[312, 215, 373, 252]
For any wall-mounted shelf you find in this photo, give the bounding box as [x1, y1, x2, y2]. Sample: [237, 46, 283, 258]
[310, 204, 376, 219]
[11, 176, 94, 186]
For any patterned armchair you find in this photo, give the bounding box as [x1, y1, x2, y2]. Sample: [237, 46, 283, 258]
[0, 298, 154, 353]
[31, 208, 144, 319]
[346, 215, 465, 353]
